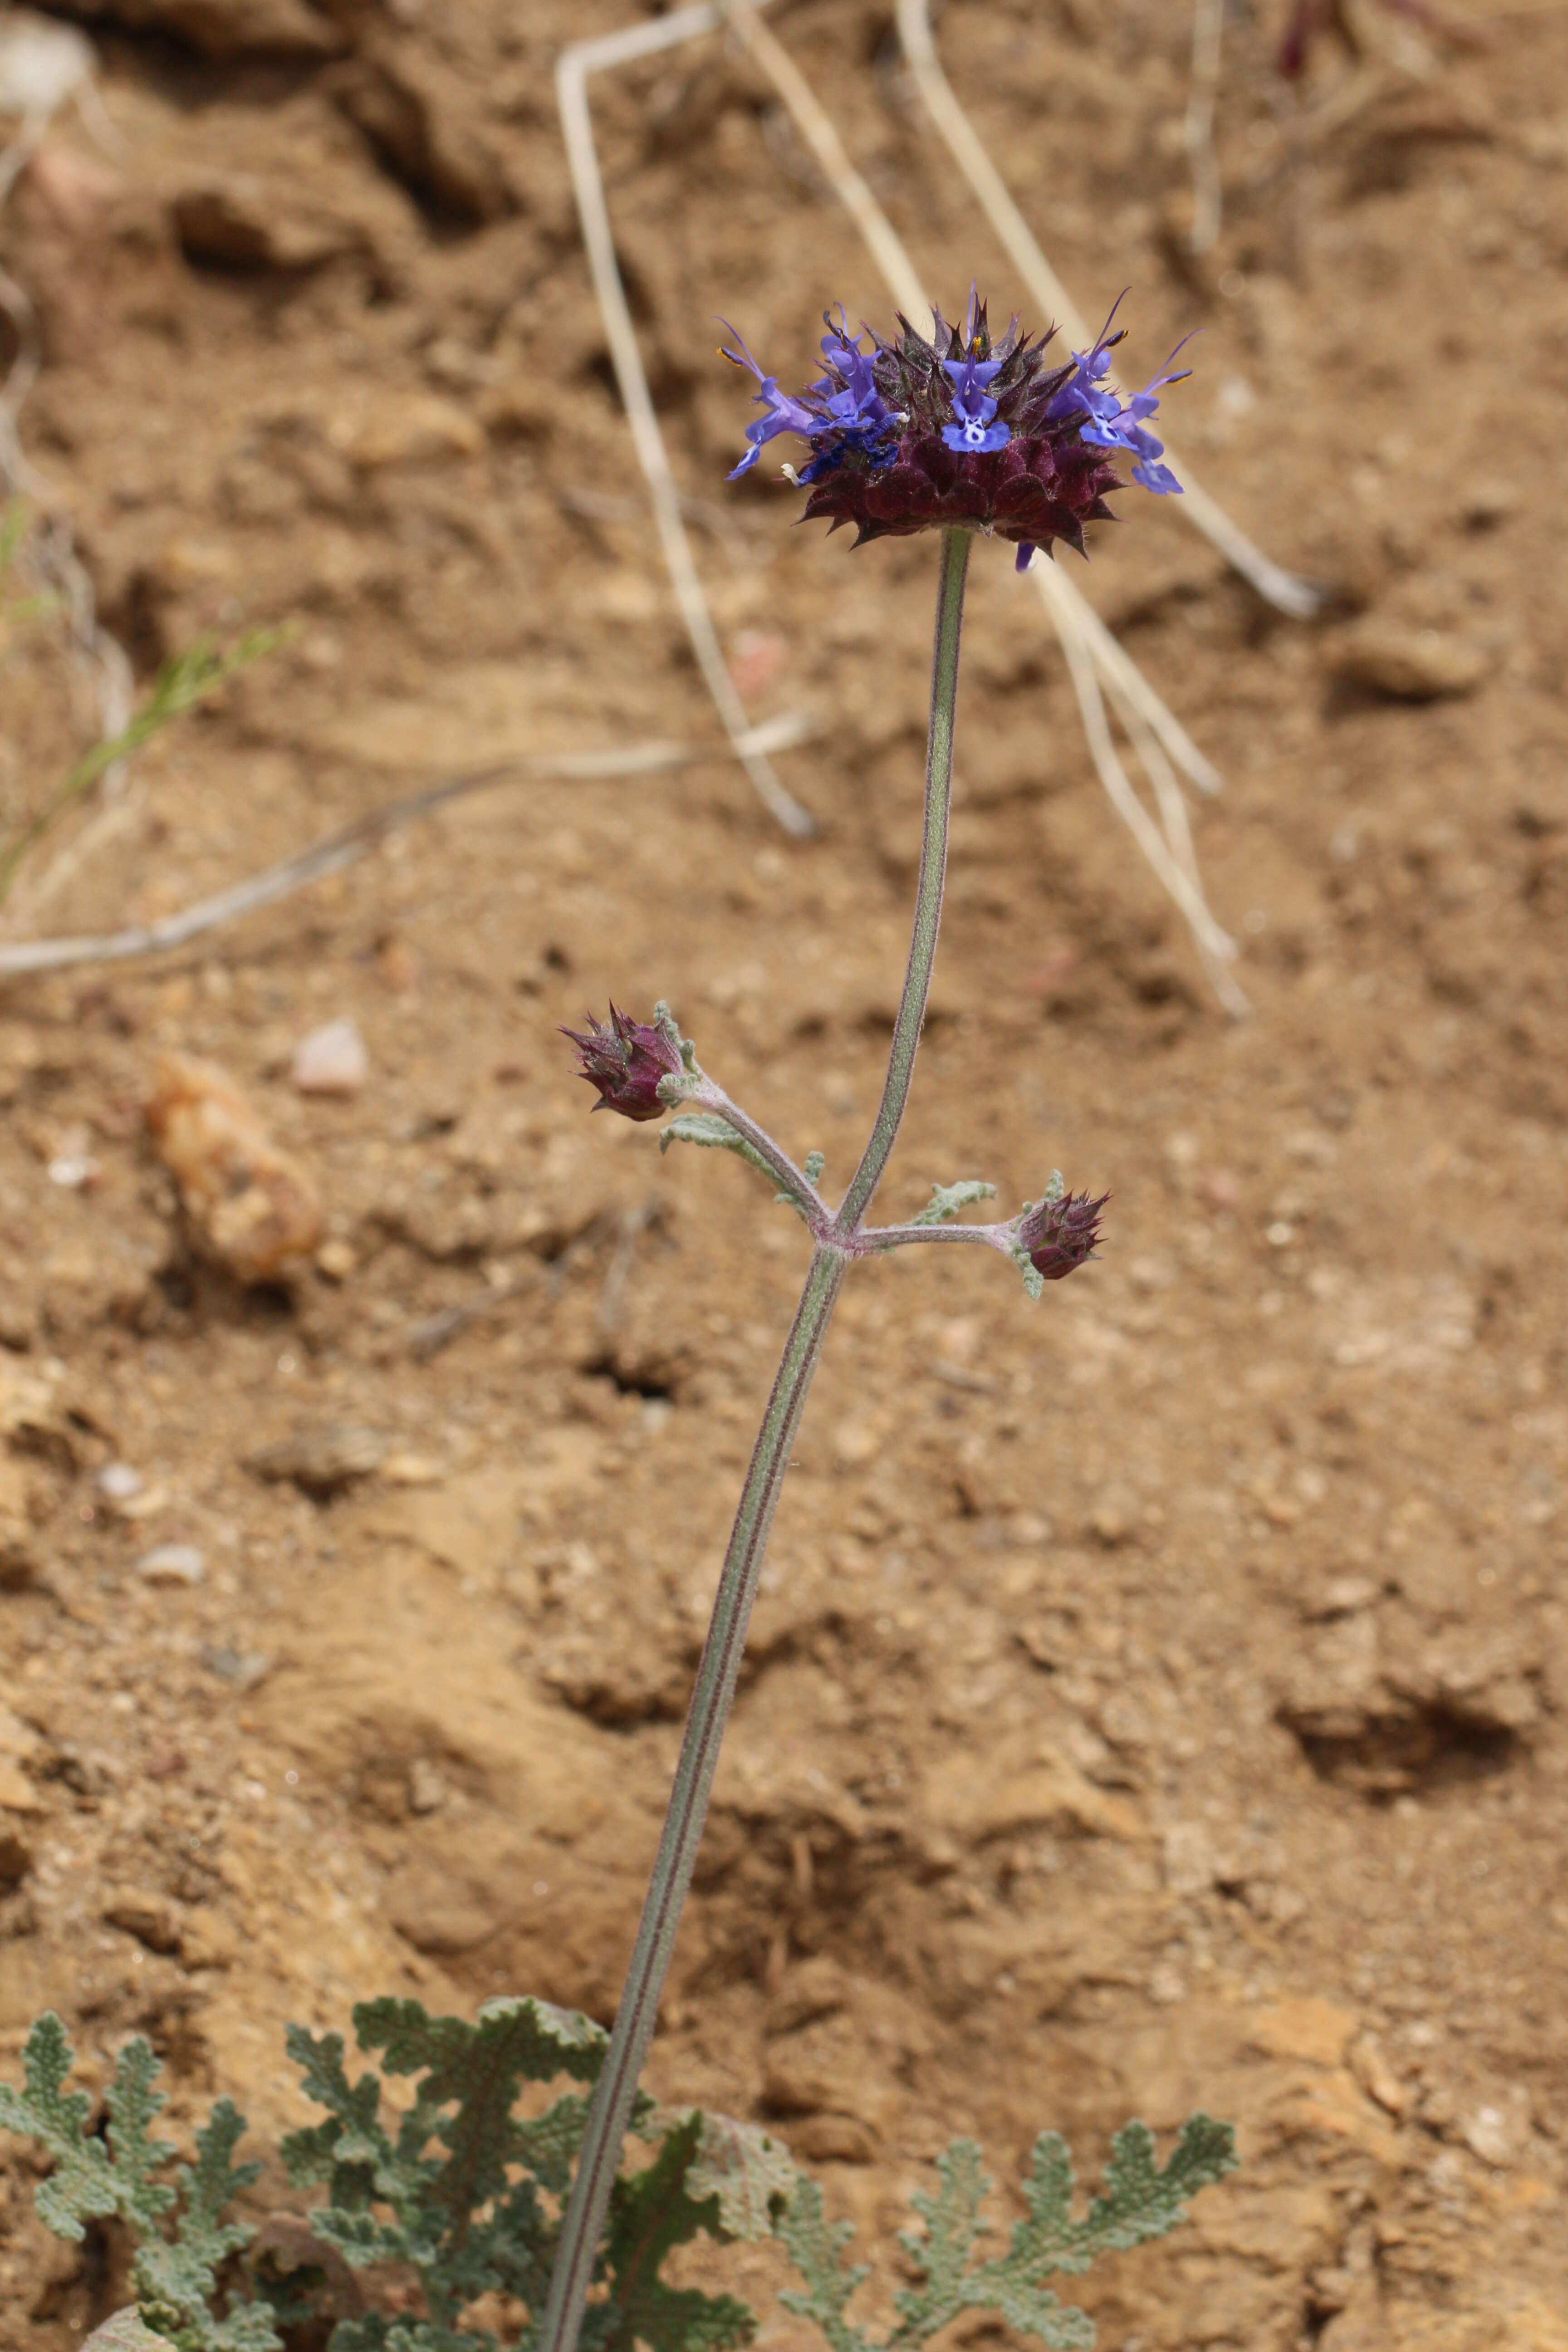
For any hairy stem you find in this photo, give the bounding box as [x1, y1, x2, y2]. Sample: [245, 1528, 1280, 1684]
[859, 1220, 1012, 1254]
[834, 524, 970, 1234]
[539, 524, 971, 2352]
[689, 1082, 832, 1232]
[536, 1247, 844, 2352]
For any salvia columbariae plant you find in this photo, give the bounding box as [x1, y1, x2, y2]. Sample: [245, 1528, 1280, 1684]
[2, 292, 1237, 2352]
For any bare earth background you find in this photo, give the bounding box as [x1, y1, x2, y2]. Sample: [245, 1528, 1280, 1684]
[2, 1, 1568, 2346]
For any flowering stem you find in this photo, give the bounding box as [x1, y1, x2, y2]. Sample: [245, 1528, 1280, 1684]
[539, 523, 971, 2352]
[834, 524, 970, 1233]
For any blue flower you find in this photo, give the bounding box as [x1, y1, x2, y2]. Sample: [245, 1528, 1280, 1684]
[722, 314, 902, 484]
[940, 354, 1011, 455]
[719, 322, 824, 479]
[802, 320, 902, 479]
[1046, 310, 1191, 498]
[719, 292, 1171, 561]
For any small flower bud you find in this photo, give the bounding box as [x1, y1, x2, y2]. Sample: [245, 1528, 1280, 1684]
[561, 1004, 683, 1122]
[1016, 1187, 1108, 1281]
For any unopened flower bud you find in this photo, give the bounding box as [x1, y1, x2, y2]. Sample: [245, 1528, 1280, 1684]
[561, 1004, 683, 1122]
[1017, 1187, 1107, 1281]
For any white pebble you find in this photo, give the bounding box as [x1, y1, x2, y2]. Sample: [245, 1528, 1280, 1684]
[292, 1016, 368, 1097]
[98, 1462, 143, 1502]
[137, 1543, 206, 1587]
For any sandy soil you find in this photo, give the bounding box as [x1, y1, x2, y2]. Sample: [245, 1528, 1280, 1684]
[2, 1, 1567, 2345]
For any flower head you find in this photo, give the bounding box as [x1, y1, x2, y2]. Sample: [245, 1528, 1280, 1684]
[1016, 1187, 1108, 1282]
[721, 291, 1188, 564]
[561, 1004, 683, 1122]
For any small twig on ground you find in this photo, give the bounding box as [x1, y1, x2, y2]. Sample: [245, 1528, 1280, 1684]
[597, 1197, 665, 1335]
[1185, 0, 1225, 255]
[406, 1268, 537, 1363]
[0, 711, 817, 979]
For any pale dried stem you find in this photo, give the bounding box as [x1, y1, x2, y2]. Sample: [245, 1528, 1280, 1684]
[1185, 0, 1226, 255]
[895, 0, 1323, 622]
[556, 10, 814, 838]
[0, 102, 134, 802]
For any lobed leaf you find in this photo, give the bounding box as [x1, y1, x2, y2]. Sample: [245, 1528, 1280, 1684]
[910, 1180, 997, 1227]
[0, 2012, 118, 2241]
[599, 2110, 755, 2352]
[775, 2173, 872, 2352]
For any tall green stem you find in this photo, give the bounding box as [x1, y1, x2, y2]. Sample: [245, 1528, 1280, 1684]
[537, 524, 972, 2352]
[835, 524, 970, 1231]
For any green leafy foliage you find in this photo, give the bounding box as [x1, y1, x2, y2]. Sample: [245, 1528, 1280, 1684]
[779, 2113, 1238, 2352]
[279, 1995, 790, 2352]
[908, 1180, 997, 1228]
[2, 2004, 1234, 2352]
[0, 2014, 278, 2352]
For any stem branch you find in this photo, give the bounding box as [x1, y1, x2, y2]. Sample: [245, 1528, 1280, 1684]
[858, 1220, 1012, 1254]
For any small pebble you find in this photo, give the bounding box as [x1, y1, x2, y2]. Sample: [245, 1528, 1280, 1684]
[1328, 622, 1492, 703]
[200, 1643, 271, 1691]
[246, 1423, 386, 1496]
[98, 1462, 143, 1503]
[137, 1543, 206, 1587]
[292, 1016, 369, 1097]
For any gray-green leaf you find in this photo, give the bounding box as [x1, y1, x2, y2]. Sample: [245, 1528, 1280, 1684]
[910, 1180, 997, 1227]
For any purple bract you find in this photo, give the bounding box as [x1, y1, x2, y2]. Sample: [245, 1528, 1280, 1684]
[561, 1005, 682, 1122]
[1017, 1188, 1108, 1283]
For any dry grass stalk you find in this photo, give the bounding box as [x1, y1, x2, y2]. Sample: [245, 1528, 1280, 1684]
[896, 0, 1321, 623]
[0, 714, 816, 977]
[556, 5, 814, 839]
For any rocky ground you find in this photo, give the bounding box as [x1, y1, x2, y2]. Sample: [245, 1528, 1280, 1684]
[1, 0, 1567, 2346]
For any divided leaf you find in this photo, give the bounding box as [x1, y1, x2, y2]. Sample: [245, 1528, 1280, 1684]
[680, 2110, 799, 2241]
[3, 1997, 1237, 2352]
[776, 2112, 1237, 2352]
[0, 2016, 279, 2352]
[775, 2173, 872, 2352]
[0, 2012, 119, 2242]
[599, 2112, 754, 2352]
[909, 1180, 997, 1227]
[892, 2138, 988, 2342]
